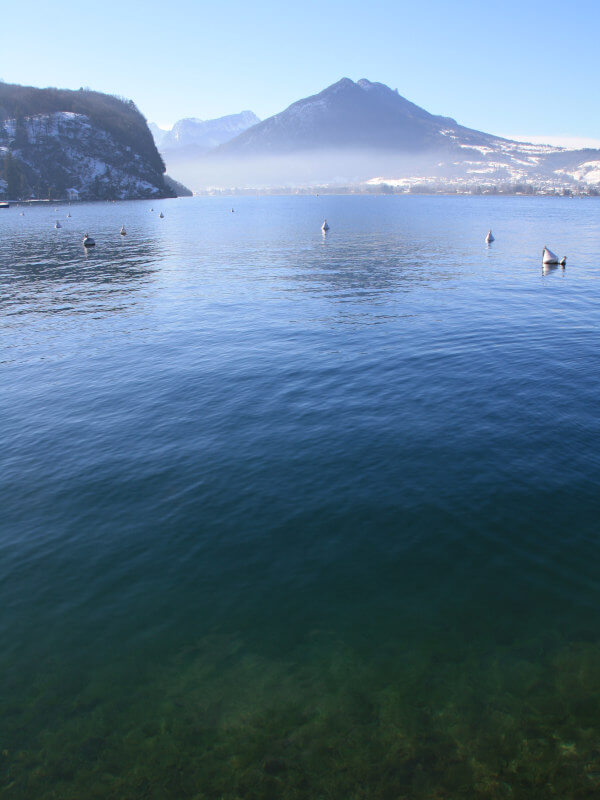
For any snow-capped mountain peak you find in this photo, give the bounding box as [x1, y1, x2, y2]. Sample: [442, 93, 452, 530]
[151, 111, 260, 153]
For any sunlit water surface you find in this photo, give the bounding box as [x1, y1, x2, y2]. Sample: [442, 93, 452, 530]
[2, 195, 600, 799]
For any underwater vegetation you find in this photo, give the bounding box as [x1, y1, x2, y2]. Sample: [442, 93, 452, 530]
[2, 627, 600, 799]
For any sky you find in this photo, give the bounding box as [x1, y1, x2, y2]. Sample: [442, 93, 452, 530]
[2, 0, 599, 145]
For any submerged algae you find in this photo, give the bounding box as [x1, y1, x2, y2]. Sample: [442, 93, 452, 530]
[2, 629, 600, 799]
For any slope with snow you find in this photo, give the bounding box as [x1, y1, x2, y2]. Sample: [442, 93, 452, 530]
[152, 111, 260, 154]
[0, 112, 173, 200]
[188, 78, 600, 192]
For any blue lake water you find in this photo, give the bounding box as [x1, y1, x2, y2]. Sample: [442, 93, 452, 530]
[1, 195, 600, 798]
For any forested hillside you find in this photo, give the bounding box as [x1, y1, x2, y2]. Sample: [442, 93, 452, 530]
[0, 82, 175, 200]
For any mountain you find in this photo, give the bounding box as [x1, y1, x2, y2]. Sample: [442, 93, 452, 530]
[0, 81, 176, 200]
[215, 78, 496, 156]
[153, 111, 260, 154]
[185, 78, 599, 194]
[149, 122, 169, 149]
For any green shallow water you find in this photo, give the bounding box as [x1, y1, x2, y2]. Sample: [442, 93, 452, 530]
[5, 621, 600, 799]
[1, 195, 600, 798]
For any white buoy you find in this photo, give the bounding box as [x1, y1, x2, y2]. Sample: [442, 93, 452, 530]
[67, 212, 71, 218]
[120, 225, 127, 236]
[231, 208, 234, 213]
[542, 247, 559, 265]
[150, 208, 154, 212]
[55, 220, 61, 229]
[83, 233, 95, 247]
[486, 230, 494, 244]
[321, 219, 330, 232]
[560, 256, 567, 267]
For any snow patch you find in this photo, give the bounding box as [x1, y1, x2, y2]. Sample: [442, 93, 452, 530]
[556, 161, 600, 185]
[0, 111, 166, 199]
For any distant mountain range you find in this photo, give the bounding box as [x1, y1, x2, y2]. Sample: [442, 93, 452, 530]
[163, 78, 600, 194]
[150, 111, 260, 154]
[2, 78, 598, 199]
[0, 82, 181, 201]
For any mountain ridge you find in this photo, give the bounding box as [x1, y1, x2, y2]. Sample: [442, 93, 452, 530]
[151, 111, 260, 154]
[212, 77, 504, 156]
[165, 77, 599, 193]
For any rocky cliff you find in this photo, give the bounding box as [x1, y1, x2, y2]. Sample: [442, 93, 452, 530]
[0, 82, 176, 200]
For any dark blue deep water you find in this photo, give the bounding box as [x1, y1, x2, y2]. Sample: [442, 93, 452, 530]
[1, 195, 600, 799]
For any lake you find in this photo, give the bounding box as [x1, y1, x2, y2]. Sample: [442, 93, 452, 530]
[1, 194, 600, 799]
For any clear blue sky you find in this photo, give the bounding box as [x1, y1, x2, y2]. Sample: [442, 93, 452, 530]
[2, 0, 598, 143]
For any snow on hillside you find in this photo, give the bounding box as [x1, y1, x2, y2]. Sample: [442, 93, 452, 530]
[556, 161, 600, 185]
[0, 112, 169, 199]
[158, 78, 600, 193]
[366, 137, 600, 193]
[155, 111, 260, 152]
